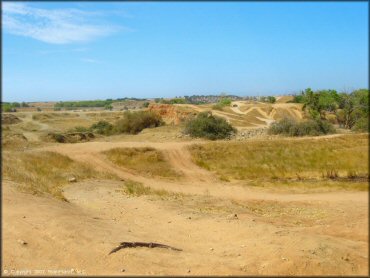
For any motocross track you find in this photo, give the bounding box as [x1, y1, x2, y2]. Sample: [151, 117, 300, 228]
[3, 136, 368, 275]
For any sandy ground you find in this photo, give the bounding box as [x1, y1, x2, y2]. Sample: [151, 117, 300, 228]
[2, 137, 369, 275]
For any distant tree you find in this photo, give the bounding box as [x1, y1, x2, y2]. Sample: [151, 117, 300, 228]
[142, 102, 150, 108]
[104, 104, 113, 110]
[267, 96, 276, 103]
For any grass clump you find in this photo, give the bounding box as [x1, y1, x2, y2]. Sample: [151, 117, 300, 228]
[122, 179, 185, 199]
[184, 112, 236, 140]
[123, 180, 152, 196]
[2, 151, 116, 200]
[113, 111, 163, 134]
[268, 117, 335, 136]
[103, 147, 181, 178]
[188, 134, 368, 181]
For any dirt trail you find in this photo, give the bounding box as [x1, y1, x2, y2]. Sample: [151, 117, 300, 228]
[40, 140, 367, 204]
[4, 133, 368, 275]
[3, 178, 368, 275]
[19, 113, 51, 142]
[230, 101, 304, 124]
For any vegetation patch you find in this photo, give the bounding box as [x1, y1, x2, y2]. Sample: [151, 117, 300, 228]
[291, 88, 369, 132]
[2, 132, 29, 150]
[184, 112, 236, 140]
[121, 179, 184, 199]
[245, 179, 368, 192]
[188, 134, 368, 180]
[113, 111, 164, 134]
[268, 117, 335, 136]
[45, 132, 95, 143]
[2, 114, 21, 125]
[90, 120, 114, 135]
[2, 151, 116, 200]
[54, 100, 114, 109]
[212, 97, 232, 111]
[103, 147, 181, 178]
[2, 102, 29, 112]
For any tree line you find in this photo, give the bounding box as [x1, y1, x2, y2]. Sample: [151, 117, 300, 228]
[290, 88, 369, 131]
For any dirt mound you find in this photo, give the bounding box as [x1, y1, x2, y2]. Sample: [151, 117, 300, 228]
[2, 114, 21, 125]
[276, 96, 294, 103]
[45, 132, 95, 143]
[2, 133, 28, 148]
[148, 104, 197, 125]
[32, 112, 80, 121]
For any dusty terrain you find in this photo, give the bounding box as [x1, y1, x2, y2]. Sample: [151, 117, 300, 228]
[2, 100, 369, 276]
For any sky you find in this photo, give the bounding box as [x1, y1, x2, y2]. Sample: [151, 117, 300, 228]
[2, 1, 369, 102]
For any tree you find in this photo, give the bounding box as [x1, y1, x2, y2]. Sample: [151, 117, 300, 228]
[267, 96, 276, 103]
[336, 89, 369, 130]
[104, 104, 113, 110]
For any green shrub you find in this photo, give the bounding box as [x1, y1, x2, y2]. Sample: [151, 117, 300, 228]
[212, 103, 225, 111]
[104, 104, 113, 110]
[184, 112, 236, 140]
[219, 98, 232, 106]
[72, 126, 90, 133]
[90, 120, 113, 135]
[268, 117, 335, 136]
[260, 96, 276, 103]
[142, 102, 150, 108]
[114, 111, 163, 134]
[212, 97, 232, 111]
[352, 117, 369, 132]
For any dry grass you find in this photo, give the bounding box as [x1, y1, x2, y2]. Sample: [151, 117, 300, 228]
[245, 179, 369, 192]
[189, 134, 368, 182]
[120, 179, 185, 199]
[2, 151, 117, 200]
[103, 147, 182, 178]
[2, 131, 29, 150]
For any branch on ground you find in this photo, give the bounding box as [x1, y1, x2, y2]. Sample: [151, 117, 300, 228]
[109, 241, 182, 255]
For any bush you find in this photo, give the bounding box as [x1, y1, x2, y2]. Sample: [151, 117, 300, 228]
[90, 120, 113, 135]
[114, 111, 163, 134]
[3, 106, 16, 112]
[72, 126, 90, 133]
[212, 97, 232, 111]
[142, 102, 150, 108]
[219, 98, 232, 106]
[104, 104, 113, 110]
[352, 117, 369, 132]
[184, 112, 236, 140]
[212, 103, 225, 111]
[268, 117, 335, 136]
[260, 96, 276, 103]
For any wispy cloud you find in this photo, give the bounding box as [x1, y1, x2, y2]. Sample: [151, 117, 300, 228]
[38, 47, 88, 55]
[80, 58, 101, 64]
[3, 2, 123, 44]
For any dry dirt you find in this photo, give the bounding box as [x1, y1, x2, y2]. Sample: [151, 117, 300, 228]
[2, 105, 369, 276]
[3, 138, 369, 276]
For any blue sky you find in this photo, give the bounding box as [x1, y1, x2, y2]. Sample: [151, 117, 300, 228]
[3, 1, 369, 102]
